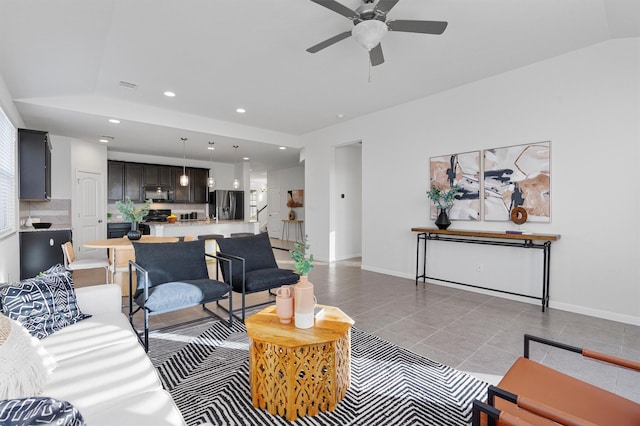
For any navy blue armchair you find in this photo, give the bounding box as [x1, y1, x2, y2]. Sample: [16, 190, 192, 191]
[216, 232, 299, 321]
[128, 239, 232, 351]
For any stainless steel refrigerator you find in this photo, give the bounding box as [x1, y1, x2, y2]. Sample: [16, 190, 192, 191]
[209, 190, 244, 220]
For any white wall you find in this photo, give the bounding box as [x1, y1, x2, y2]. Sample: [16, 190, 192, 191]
[335, 143, 362, 260]
[302, 38, 640, 325]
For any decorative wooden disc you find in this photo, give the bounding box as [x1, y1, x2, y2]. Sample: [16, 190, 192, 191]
[510, 206, 528, 224]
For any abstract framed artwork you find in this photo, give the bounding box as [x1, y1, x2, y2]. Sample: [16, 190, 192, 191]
[483, 141, 551, 222]
[429, 151, 481, 220]
[286, 190, 303, 208]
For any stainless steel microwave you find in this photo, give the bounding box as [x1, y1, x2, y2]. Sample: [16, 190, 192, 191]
[143, 185, 174, 202]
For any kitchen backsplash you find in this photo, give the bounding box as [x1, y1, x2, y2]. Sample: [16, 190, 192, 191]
[20, 199, 71, 226]
[107, 202, 207, 221]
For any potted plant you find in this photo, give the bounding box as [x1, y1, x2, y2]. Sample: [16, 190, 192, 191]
[115, 197, 152, 240]
[290, 235, 315, 329]
[291, 235, 314, 276]
[426, 184, 458, 230]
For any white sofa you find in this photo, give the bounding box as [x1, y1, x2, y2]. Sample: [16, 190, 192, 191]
[39, 283, 185, 426]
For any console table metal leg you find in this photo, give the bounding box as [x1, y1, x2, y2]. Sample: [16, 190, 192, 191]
[415, 233, 428, 285]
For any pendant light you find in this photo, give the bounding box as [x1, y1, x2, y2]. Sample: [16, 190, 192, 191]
[207, 141, 215, 188]
[180, 137, 189, 187]
[233, 145, 240, 189]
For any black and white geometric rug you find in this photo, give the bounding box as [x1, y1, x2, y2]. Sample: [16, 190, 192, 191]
[149, 321, 489, 426]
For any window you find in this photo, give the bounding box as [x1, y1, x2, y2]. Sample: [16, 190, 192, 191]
[0, 105, 16, 238]
[250, 190, 257, 220]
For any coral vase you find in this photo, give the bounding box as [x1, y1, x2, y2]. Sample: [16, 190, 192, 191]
[294, 276, 315, 329]
[275, 285, 294, 324]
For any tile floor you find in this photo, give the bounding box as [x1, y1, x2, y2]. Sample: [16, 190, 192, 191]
[73, 238, 640, 403]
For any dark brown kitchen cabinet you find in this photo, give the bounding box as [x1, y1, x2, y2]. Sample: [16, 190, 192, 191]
[20, 230, 72, 280]
[172, 167, 190, 202]
[143, 164, 172, 187]
[124, 163, 143, 201]
[107, 161, 125, 202]
[190, 168, 209, 203]
[19, 129, 51, 201]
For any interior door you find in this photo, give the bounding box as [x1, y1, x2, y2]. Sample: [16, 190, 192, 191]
[267, 187, 281, 239]
[75, 170, 104, 259]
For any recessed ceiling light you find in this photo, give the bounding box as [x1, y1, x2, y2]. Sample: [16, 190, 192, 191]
[99, 139, 109, 143]
[108, 119, 120, 124]
[207, 146, 215, 150]
[236, 108, 246, 114]
[164, 91, 176, 97]
[337, 114, 345, 119]
[243, 157, 250, 161]
[99, 135, 114, 143]
[279, 146, 286, 150]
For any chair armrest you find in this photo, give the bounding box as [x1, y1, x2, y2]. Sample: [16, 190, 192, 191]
[215, 251, 245, 288]
[74, 284, 122, 315]
[205, 253, 232, 282]
[485, 385, 599, 426]
[524, 334, 640, 371]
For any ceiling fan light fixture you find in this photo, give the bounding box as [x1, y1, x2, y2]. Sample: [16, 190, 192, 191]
[352, 20, 387, 51]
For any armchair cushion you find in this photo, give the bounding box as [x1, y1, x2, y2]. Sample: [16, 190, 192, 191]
[132, 240, 209, 293]
[217, 233, 298, 292]
[216, 232, 278, 274]
[135, 279, 230, 312]
[239, 269, 299, 293]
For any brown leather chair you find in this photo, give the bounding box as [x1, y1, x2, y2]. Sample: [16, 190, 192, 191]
[472, 334, 640, 426]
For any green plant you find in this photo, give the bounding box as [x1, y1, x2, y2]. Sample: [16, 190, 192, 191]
[290, 235, 314, 276]
[427, 184, 459, 210]
[115, 197, 152, 223]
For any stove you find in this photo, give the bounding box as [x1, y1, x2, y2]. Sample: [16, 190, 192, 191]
[143, 209, 172, 222]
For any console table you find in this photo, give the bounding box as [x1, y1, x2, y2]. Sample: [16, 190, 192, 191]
[411, 228, 560, 312]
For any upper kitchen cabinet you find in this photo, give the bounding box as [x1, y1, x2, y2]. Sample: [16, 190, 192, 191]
[143, 164, 172, 187]
[191, 168, 209, 203]
[124, 163, 143, 202]
[107, 161, 125, 202]
[172, 166, 190, 202]
[19, 129, 51, 200]
[108, 160, 143, 202]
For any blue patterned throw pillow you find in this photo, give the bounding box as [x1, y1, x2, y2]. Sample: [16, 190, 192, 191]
[0, 264, 91, 339]
[0, 397, 85, 426]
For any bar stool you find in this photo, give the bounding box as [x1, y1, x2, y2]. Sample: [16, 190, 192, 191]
[198, 234, 224, 263]
[230, 232, 255, 238]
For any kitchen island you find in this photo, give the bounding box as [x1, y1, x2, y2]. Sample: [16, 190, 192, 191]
[146, 219, 259, 238]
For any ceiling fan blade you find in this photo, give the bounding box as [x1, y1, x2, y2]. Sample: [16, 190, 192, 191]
[309, 0, 359, 20]
[306, 31, 352, 53]
[369, 43, 384, 66]
[387, 20, 448, 35]
[374, 0, 400, 14]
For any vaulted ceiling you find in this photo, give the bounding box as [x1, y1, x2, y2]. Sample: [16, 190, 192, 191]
[0, 0, 637, 176]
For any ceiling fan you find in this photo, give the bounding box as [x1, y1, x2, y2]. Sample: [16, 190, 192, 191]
[306, 0, 448, 66]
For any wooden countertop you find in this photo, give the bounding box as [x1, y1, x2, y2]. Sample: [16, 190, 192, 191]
[411, 228, 560, 241]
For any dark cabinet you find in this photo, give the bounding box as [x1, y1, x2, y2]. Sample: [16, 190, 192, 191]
[191, 168, 209, 203]
[143, 164, 172, 187]
[107, 161, 125, 202]
[19, 129, 51, 200]
[124, 163, 143, 202]
[20, 230, 72, 280]
[172, 167, 190, 202]
[108, 160, 208, 204]
[107, 222, 131, 239]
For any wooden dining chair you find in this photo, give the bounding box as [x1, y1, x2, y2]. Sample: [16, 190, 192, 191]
[61, 241, 110, 283]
